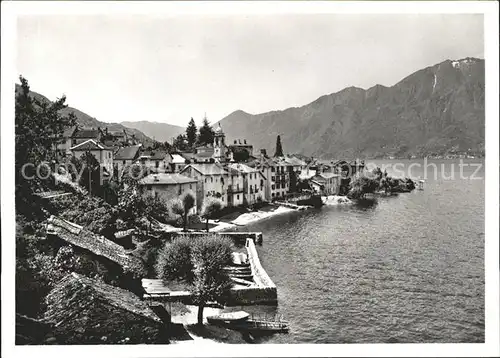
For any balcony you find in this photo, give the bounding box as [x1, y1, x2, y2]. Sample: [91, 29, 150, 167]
[227, 185, 244, 194]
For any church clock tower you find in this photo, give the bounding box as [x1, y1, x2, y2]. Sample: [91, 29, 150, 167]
[213, 123, 226, 161]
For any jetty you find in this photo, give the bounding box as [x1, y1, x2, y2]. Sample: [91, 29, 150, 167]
[273, 201, 309, 211]
[207, 311, 289, 333]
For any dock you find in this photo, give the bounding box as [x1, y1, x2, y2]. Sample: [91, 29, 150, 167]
[208, 312, 289, 333]
[273, 201, 309, 210]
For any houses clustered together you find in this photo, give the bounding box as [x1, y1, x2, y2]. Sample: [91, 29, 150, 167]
[56, 123, 364, 212]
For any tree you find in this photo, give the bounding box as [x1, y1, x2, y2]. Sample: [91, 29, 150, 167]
[170, 191, 196, 231]
[156, 234, 233, 325]
[372, 167, 383, 181]
[120, 163, 151, 187]
[186, 118, 198, 149]
[347, 175, 380, 199]
[173, 134, 189, 152]
[201, 198, 223, 232]
[274, 135, 284, 157]
[15, 76, 76, 218]
[231, 147, 250, 162]
[78, 152, 101, 196]
[197, 116, 215, 147]
[60, 195, 119, 239]
[155, 236, 194, 283]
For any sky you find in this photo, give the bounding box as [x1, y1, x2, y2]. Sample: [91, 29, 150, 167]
[17, 14, 484, 128]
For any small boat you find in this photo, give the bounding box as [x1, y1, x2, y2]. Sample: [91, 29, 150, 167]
[208, 311, 289, 333]
[206, 311, 250, 324]
[232, 318, 289, 333]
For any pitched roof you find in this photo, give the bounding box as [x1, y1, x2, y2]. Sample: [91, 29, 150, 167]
[227, 163, 259, 174]
[46, 216, 146, 276]
[196, 145, 214, 151]
[70, 139, 112, 151]
[115, 145, 142, 161]
[284, 155, 307, 166]
[63, 126, 77, 138]
[310, 179, 324, 187]
[72, 129, 100, 139]
[250, 156, 277, 168]
[43, 273, 164, 343]
[139, 173, 197, 185]
[45, 272, 161, 323]
[193, 151, 213, 159]
[178, 152, 196, 161]
[332, 160, 349, 166]
[109, 130, 126, 138]
[181, 163, 228, 176]
[138, 150, 168, 161]
[315, 172, 340, 180]
[171, 154, 187, 164]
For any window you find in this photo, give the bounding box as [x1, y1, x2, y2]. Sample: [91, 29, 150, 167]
[271, 176, 275, 182]
[272, 193, 275, 197]
[277, 184, 281, 189]
[155, 161, 160, 168]
[190, 184, 192, 190]
[272, 185, 275, 190]
[271, 167, 275, 172]
[123, 160, 126, 165]
[211, 177, 213, 183]
[237, 194, 240, 200]
[205, 178, 207, 183]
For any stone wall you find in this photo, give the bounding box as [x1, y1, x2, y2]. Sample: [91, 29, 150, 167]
[174, 231, 263, 244]
[225, 238, 277, 306]
[245, 238, 276, 288]
[227, 286, 277, 306]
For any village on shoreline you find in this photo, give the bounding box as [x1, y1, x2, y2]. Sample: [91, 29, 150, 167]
[15, 78, 419, 345]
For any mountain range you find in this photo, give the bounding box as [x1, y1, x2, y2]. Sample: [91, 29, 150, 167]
[215, 57, 485, 159]
[18, 57, 485, 159]
[15, 84, 158, 148]
[120, 121, 184, 143]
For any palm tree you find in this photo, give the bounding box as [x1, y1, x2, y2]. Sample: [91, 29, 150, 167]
[201, 197, 223, 232]
[170, 191, 196, 231]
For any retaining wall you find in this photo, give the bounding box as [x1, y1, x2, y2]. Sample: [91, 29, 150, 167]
[173, 231, 263, 244]
[226, 238, 277, 305]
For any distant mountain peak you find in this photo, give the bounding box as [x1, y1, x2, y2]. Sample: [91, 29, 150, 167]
[229, 109, 251, 116]
[450, 57, 482, 69]
[216, 57, 484, 159]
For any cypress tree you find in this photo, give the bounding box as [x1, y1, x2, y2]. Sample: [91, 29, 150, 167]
[186, 117, 197, 149]
[198, 116, 215, 146]
[274, 135, 284, 157]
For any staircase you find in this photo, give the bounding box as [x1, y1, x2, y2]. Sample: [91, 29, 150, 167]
[224, 252, 254, 283]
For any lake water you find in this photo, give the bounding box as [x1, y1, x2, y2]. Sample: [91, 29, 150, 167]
[232, 159, 485, 343]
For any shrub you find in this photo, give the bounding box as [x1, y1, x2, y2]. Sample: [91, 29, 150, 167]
[155, 236, 194, 282]
[155, 234, 234, 325]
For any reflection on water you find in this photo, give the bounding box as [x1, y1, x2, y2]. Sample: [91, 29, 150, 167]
[230, 160, 485, 343]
